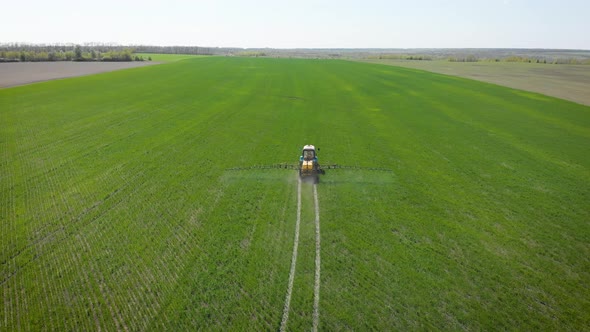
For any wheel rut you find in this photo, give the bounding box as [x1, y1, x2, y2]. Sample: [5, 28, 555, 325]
[280, 179, 321, 331]
[280, 178, 301, 332]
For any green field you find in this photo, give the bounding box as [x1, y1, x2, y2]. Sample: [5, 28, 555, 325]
[360, 59, 590, 106]
[135, 53, 208, 63]
[1, 57, 589, 330]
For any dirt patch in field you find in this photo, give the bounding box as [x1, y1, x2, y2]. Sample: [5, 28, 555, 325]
[360, 59, 590, 106]
[0, 61, 159, 88]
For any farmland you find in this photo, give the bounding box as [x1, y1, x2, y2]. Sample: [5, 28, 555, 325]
[0, 61, 158, 89]
[1, 57, 589, 330]
[133, 53, 207, 63]
[360, 59, 590, 106]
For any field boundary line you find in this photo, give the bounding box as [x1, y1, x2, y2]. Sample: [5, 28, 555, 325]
[280, 178, 301, 332]
[312, 184, 321, 332]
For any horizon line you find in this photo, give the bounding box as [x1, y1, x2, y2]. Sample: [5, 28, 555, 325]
[1, 42, 589, 52]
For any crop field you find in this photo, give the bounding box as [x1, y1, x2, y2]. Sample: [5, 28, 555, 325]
[1, 57, 589, 330]
[360, 59, 590, 106]
[134, 53, 208, 63]
[0, 61, 157, 89]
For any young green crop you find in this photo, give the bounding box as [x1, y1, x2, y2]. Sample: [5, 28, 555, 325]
[134, 53, 208, 63]
[1, 57, 588, 330]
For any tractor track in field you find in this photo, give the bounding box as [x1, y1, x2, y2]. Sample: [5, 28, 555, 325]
[313, 183, 321, 332]
[280, 178, 301, 332]
[280, 179, 321, 332]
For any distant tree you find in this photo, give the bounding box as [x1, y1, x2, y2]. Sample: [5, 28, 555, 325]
[20, 52, 26, 62]
[91, 50, 97, 60]
[36, 51, 48, 61]
[122, 49, 132, 61]
[74, 45, 82, 60]
[148, 56, 152, 61]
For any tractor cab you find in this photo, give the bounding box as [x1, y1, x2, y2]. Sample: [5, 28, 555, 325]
[300, 145, 318, 162]
[299, 145, 323, 183]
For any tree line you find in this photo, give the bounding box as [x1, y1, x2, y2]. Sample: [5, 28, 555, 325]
[132, 45, 234, 55]
[0, 43, 149, 62]
[0, 43, 242, 62]
[4, 43, 589, 64]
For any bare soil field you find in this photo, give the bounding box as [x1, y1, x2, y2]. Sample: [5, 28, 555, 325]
[0, 61, 158, 88]
[360, 59, 590, 106]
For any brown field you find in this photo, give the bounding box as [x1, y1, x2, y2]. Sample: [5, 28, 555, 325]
[0, 61, 158, 88]
[360, 59, 590, 106]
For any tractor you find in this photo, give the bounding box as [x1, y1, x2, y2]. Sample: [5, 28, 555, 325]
[227, 144, 391, 182]
[299, 145, 325, 183]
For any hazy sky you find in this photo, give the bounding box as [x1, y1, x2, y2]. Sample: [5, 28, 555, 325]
[2, 0, 588, 49]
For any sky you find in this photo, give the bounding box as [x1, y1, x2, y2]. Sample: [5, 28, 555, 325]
[1, 0, 589, 49]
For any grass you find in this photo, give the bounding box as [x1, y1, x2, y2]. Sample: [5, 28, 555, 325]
[134, 53, 208, 62]
[360, 58, 590, 106]
[1, 57, 589, 330]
